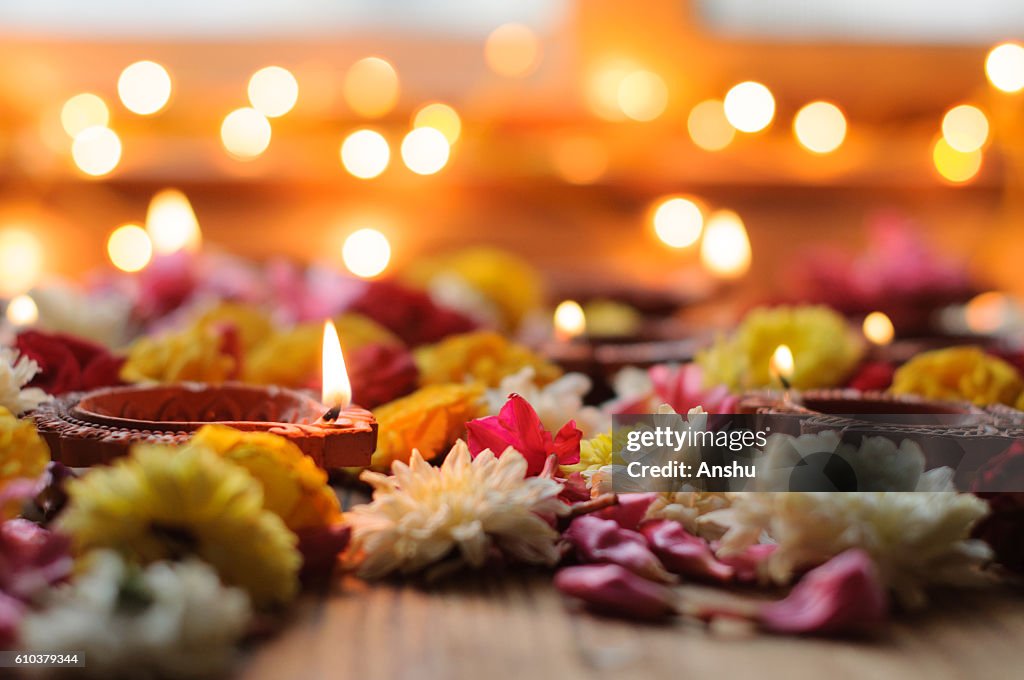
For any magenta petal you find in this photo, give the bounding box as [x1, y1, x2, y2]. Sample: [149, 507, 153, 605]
[0, 519, 73, 602]
[641, 520, 734, 583]
[555, 564, 677, 621]
[552, 420, 582, 466]
[465, 417, 514, 457]
[564, 515, 674, 583]
[502, 394, 550, 455]
[296, 523, 351, 584]
[759, 549, 889, 635]
[595, 494, 659, 531]
[714, 543, 776, 583]
[0, 591, 25, 649]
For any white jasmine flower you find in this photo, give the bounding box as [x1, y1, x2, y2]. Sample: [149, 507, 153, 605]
[644, 491, 732, 539]
[704, 491, 992, 608]
[486, 367, 609, 437]
[347, 440, 566, 579]
[750, 431, 955, 492]
[0, 347, 49, 414]
[22, 550, 251, 679]
[30, 282, 133, 348]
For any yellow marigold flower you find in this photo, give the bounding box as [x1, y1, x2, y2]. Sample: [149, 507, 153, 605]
[0, 406, 50, 518]
[697, 305, 863, 390]
[245, 314, 400, 387]
[59, 445, 300, 606]
[121, 325, 237, 384]
[891, 346, 1023, 407]
[189, 302, 274, 352]
[371, 383, 485, 468]
[187, 425, 341, 531]
[560, 433, 612, 476]
[414, 331, 561, 388]
[404, 247, 543, 330]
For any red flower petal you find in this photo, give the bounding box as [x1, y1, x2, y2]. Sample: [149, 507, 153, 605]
[564, 515, 674, 583]
[555, 564, 677, 621]
[641, 520, 734, 584]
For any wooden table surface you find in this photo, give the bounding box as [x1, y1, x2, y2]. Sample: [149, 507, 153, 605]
[238, 570, 1024, 680]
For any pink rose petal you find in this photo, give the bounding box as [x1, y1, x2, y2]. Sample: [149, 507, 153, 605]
[641, 520, 734, 583]
[564, 515, 674, 583]
[555, 564, 677, 621]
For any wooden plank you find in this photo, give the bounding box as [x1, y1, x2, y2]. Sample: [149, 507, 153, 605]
[238, 573, 1024, 680]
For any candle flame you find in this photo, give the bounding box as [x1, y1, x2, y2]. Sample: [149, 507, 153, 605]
[554, 300, 586, 341]
[769, 344, 794, 382]
[321, 320, 352, 409]
[862, 311, 895, 346]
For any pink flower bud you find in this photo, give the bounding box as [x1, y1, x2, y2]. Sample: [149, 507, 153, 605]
[564, 515, 674, 583]
[555, 564, 677, 620]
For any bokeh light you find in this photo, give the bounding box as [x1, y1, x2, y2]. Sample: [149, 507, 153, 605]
[985, 42, 1024, 93]
[553, 300, 586, 341]
[965, 292, 1012, 333]
[71, 126, 122, 176]
[220, 107, 272, 160]
[652, 197, 703, 248]
[342, 228, 391, 278]
[107, 224, 153, 273]
[117, 61, 172, 115]
[146, 189, 201, 255]
[60, 93, 109, 138]
[484, 23, 541, 78]
[586, 66, 630, 120]
[687, 99, 735, 151]
[400, 127, 450, 175]
[862, 311, 895, 346]
[248, 66, 299, 118]
[0, 228, 43, 296]
[340, 129, 390, 179]
[617, 70, 668, 122]
[933, 138, 982, 184]
[343, 57, 399, 118]
[700, 209, 751, 279]
[941, 105, 989, 153]
[793, 101, 847, 154]
[723, 81, 775, 133]
[6, 294, 39, 327]
[550, 136, 608, 185]
[413, 103, 462, 144]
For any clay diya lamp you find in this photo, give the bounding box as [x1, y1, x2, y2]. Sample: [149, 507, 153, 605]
[32, 321, 377, 469]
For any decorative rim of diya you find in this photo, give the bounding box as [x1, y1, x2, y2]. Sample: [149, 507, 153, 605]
[32, 382, 377, 469]
[738, 388, 1003, 438]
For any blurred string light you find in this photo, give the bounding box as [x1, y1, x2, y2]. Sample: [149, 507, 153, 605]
[941, 105, 989, 153]
[401, 127, 450, 175]
[617, 70, 668, 122]
[932, 137, 982, 184]
[344, 57, 399, 118]
[0, 228, 43, 296]
[793, 101, 847, 154]
[220, 107, 271, 160]
[700, 210, 751, 279]
[107, 224, 152, 273]
[862, 311, 895, 346]
[5, 294, 39, 327]
[60, 93, 109, 138]
[651, 196, 703, 248]
[687, 99, 735, 151]
[723, 81, 775, 133]
[985, 42, 1024, 93]
[146, 189, 201, 255]
[118, 61, 172, 115]
[484, 23, 541, 78]
[340, 129, 390, 179]
[412, 103, 461, 144]
[342, 228, 391, 278]
[248, 66, 299, 118]
[550, 136, 608, 185]
[71, 126, 122, 176]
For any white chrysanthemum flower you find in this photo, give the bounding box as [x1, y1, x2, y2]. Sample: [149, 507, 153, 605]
[347, 440, 566, 579]
[644, 491, 732, 539]
[22, 550, 251, 679]
[750, 431, 953, 492]
[590, 404, 706, 495]
[30, 282, 133, 348]
[704, 491, 992, 608]
[0, 347, 49, 415]
[486, 367, 609, 437]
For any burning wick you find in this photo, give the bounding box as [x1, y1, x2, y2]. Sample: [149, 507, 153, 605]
[319, 319, 352, 423]
[553, 300, 586, 342]
[769, 344, 794, 393]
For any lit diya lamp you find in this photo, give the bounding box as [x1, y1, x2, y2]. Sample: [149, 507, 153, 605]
[33, 320, 377, 469]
